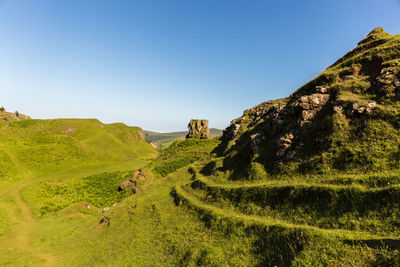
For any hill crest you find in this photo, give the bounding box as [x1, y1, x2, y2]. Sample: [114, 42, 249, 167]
[217, 27, 400, 178]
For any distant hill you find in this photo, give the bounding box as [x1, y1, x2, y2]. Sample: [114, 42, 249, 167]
[144, 128, 222, 147]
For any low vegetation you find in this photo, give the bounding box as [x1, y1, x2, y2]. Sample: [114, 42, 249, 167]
[1, 28, 400, 266]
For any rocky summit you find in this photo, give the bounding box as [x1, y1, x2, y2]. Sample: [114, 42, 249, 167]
[218, 27, 400, 177]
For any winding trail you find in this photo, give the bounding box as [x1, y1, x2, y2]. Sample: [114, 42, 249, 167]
[0, 145, 148, 266]
[0, 147, 57, 266]
[0, 184, 57, 266]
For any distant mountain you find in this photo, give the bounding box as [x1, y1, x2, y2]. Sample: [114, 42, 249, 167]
[144, 128, 222, 147]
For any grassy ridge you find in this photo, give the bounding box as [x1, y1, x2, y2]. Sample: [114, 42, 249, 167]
[173, 182, 400, 266]
[0, 117, 156, 265]
[0, 118, 155, 182]
[187, 173, 400, 236]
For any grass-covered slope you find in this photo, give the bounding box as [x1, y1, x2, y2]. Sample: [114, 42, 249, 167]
[3, 28, 400, 267]
[0, 118, 155, 183]
[0, 116, 157, 265]
[218, 27, 400, 178]
[148, 139, 220, 177]
[166, 28, 400, 266]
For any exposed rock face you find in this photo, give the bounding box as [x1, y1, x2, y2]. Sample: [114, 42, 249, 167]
[186, 119, 209, 139]
[220, 89, 331, 164]
[218, 27, 399, 175]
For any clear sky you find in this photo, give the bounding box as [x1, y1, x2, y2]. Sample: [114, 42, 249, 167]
[1, 0, 400, 132]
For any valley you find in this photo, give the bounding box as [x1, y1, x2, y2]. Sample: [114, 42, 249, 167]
[1, 27, 400, 266]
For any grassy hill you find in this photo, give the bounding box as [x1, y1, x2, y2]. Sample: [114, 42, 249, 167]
[1, 27, 400, 266]
[0, 117, 157, 265]
[173, 27, 400, 265]
[144, 128, 222, 148]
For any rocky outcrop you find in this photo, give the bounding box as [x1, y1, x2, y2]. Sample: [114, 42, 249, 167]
[220, 88, 331, 162]
[118, 179, 141, 193]
[118, 168, 148, 193]
[0, 107, 31, 122]
[217, 27, 400, 175]
[186, 119, 209, 139]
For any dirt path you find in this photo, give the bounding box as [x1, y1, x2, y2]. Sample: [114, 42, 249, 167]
[0, 150, 146, 266]
[0, 184, 57, 266]
[0, 147, 57, 266]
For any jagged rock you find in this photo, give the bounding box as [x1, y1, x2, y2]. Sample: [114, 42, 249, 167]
[350, 101, 377, 115]
[186, 119, 210, 139]
[298, 94, 330, 110]
[297, 93, 330, 125]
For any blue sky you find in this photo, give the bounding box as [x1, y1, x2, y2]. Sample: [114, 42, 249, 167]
[1, 0, 400, 132]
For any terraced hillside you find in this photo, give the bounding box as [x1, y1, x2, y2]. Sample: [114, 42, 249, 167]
[170, 28, 400, 265]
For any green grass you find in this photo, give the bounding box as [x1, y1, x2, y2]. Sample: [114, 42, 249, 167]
[173, 179, 400, 266]
[23, 171, 135, 216]
[25, 167, 262, 266]
[0, 118, 155, 182]
[2, 28, 400, 266]
[186, 172, 400, 236]
[149, 138, 220, 178]
[0, 117, 156, 265]
[217, 29, 400, 178]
